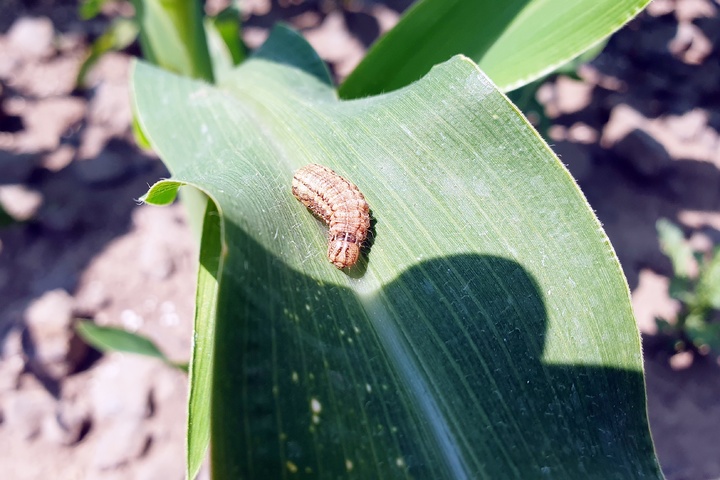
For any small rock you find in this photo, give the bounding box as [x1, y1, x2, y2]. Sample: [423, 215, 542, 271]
[304, 11, 365, 79]
[134, 440, 185, 480]
[44, 401, 91, 446]
[613, 128, 672, 177]
[11, 54, 85, 98]
[73, 280, 110, 317]
[139, 242, 176, 280]
[41, 144, 75, 171]
[0, 328, 24, 393]
[24, 289, 88, 379]
[646, 0, 675, 17]
[86, 79, 132, 136]
[6, 17, 55, 61]
[662, 109, 708, 142]
[0, 184, 43, 221]
[0, 377, 55, 440]
[13, 97, 86, 152]
[567, 122, 599, 144]
[82, 51, 131, 88]
[90, 355, 156, 423]
[601, 103, 648, 148]
[632, 269, 681, 334]
[552, 76, 594, 116]
[674, 0, 717, 22]
[91, 419, 150, 470]
[669, 351, 694, 370]
[669, 21, 713, 65]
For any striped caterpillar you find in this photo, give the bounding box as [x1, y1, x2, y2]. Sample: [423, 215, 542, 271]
[292, 164, 371, 269]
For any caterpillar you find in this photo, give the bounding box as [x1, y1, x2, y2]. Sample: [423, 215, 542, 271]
[292, 164, 371, 269]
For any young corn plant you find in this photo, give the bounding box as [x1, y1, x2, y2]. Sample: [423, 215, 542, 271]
[87, 0, 666, 478]
[656, 218, 720, 356]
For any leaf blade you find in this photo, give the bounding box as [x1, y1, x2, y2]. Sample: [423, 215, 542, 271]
[133, 34, 661, 478]
[340, 0, 651, 98]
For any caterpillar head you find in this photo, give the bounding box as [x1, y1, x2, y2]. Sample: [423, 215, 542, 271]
[327, 239, 360, 269]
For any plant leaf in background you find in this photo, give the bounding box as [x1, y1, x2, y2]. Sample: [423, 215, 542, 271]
[657, 218, 694, 301]
[340, 0, 651, 98]
[185, 199, 223, 476]
[79, 0, 111, 20]
[75, 320, 188, 372]
[129, 0, 214, 82]
[77, 17, 139, 88]
[507, 39, 608, 138]
[133, 26, 661, 479]
[204, 5, 245, 82]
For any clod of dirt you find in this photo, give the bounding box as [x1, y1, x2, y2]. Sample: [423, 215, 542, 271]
[6, 17, 55, 61]
[24, 289, 88, 379]
[0, 329, 24, 392]
[89, 355, 156, 423]
[0, 184, 43, 221]
[91, 419, 151, 471]
[0, 376, 55, 441]
[44, 401, 92, 446]
[11, 97, 86, 153]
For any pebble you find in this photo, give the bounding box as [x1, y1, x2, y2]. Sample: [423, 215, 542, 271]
[0, 377, 55, 440]
[24, 289, 87, 379]
[6, 17, 55, 60]
[89, 355, 156, 422]
[0, 184, 43, 221]
[91, 419, 150, 470]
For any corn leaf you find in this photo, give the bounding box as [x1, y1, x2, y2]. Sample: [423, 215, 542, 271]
[132, 26, 661, 480]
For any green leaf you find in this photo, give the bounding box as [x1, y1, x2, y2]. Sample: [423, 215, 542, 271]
[133, 29, 661, 479]
[130, 0, 214, 82]
[252, 24, 332, 86]
[75, 320, 187, 371]
[186, 199, 223, 479]
[657, 218, 694, 279]
[79, 0, 111, 20]
[697, 248, 720, 310]
[340, 0, 651, 98]
[76, 17, 139, 88]
[205, 7, 245, 82]
[212, 6, 245, 64]
[685, 313, 720, 352]
[131, 112, 152, 150]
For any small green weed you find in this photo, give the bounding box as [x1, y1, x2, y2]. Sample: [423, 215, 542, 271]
[656, 218, 720, 355]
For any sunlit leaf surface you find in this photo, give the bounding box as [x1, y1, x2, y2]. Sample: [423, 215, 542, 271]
[132, 27, 661, 480]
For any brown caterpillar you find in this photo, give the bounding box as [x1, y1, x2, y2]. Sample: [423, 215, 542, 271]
[292, 164, 370, 269]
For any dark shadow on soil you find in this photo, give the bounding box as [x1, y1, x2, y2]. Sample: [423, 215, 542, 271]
[641, 334, 720, 480]
[593, 11, 720, 119]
